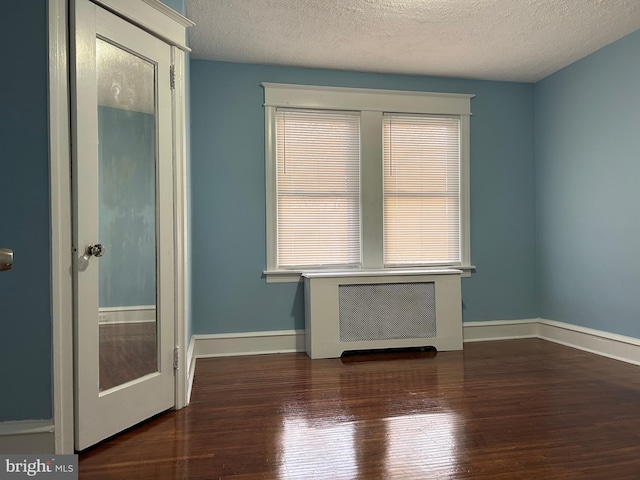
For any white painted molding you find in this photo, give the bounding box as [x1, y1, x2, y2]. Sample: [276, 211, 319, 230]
[193, 330, 306, 358]
[463, 319, 538, 342]
[98, 305, 156, 324]
[92, 0, 193, 50]
[171, 46, 190, 411]
[262, 83, 474, 114]
[49, 0, 74, 455]
[465, 318, 640, 366]
[140, 0, 194, 27]
[538, 319, 640, 366]
[0, 421, 55, 454]
[190, 320, 640, 369]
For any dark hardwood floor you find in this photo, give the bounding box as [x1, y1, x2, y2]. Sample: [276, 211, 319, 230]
[80, 339, 640, 479]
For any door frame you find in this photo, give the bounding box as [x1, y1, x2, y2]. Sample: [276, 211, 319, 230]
[48, 0, 193, 453]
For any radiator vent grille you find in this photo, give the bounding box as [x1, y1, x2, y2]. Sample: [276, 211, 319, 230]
[338, 282, 436, 342]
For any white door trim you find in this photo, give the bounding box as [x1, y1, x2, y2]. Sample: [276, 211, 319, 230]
[48, 0, 190, 454]
[49, 0, 74, 455]
[171, 46, 190, 410]
[92, 0, 193, 51]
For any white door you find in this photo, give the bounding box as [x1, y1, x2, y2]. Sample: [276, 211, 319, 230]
[72, 0, 175, 450]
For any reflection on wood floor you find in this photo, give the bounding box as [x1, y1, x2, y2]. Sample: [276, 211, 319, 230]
[81, 339, 640, 479]
[99, 322, 157, 391]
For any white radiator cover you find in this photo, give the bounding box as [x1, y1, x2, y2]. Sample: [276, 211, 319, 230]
[303, 269, 463, 359]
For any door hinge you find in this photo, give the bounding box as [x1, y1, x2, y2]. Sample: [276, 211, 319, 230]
[169, 65, 176, 90]
[173, 346, 179, 370]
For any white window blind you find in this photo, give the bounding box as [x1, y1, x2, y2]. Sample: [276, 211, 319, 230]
[383, 114, 461, 266]
[276, 109, 361, 268]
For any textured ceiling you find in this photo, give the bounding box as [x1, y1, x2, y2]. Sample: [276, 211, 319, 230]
[185, 0, 640, 83]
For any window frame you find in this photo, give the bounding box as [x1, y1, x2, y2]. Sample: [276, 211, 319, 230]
[263, 83, 474, 283]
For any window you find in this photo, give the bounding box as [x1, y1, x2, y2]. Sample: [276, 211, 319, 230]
[276, 109, 361, 267]
[263, 83, 473, 281]
[383, 114, 461, 266]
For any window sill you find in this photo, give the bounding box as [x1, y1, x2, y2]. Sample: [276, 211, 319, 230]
[264, 265, 475, 283]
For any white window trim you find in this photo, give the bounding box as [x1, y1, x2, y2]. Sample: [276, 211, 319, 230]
[263, 83, 475, 283]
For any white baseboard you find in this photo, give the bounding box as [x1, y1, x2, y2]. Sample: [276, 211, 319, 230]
[193, 330, 306, 358]
[537, 319, 640, 366]
[463, 319, 538, 342]
[0, 421, 55, 454]
[188, 319, 640, 376]
[187, 330, 306, 396]
[98, 305, 156, 324]
[190, 322, 541, 361]
[464, 318, 640, 366]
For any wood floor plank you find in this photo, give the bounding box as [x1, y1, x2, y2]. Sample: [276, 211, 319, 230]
[80, 339, 640, 479]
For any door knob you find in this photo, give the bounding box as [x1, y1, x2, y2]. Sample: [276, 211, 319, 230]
[86, 244, 106, 258]
[0, 248, 13, 271]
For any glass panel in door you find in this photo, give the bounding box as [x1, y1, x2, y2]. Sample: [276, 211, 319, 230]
[96, 38, 158, 391]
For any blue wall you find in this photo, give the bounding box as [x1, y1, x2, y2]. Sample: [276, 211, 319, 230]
[0, 0, 52, 421]
[190, 61, 537, 334]
[159, 0, 183, 14]
[535, 29, 640, 337]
